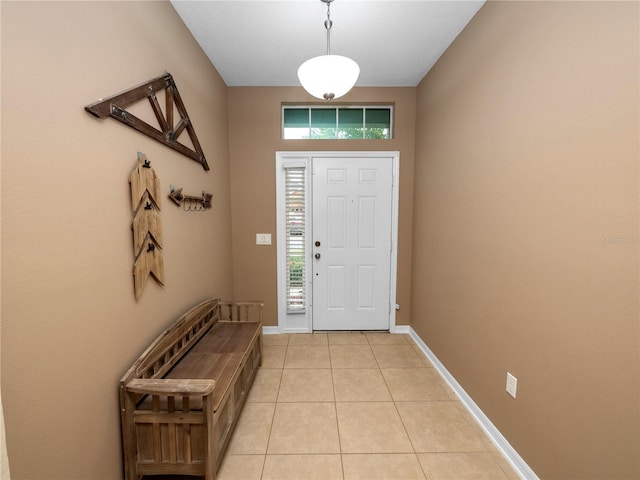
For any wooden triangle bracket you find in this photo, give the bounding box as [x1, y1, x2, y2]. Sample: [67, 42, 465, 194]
[85, 73, 209, 171]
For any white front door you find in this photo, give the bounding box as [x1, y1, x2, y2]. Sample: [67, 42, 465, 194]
[312, 156, 393, 331]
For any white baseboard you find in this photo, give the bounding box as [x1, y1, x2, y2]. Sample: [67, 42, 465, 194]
[393, 324, 411, 334]
[263, 326, 314, 334]
[264, 326, 412, 334]
[408, 327, 539, 480]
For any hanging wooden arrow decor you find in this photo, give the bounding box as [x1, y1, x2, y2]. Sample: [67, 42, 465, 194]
[85, 73, 209, 171]
[129, 152, 161, 211]
[132, 194, 163, 255]
[129, 153, 165, 299]
[133, 238, 165, 300]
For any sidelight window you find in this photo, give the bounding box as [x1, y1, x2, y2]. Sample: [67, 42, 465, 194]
[284, 165, 306, 313]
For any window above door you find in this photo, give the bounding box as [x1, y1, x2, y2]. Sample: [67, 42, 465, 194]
[282, 106, 393, 140]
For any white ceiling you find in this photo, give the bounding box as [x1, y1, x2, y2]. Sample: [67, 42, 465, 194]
[170, 0, 485, 88]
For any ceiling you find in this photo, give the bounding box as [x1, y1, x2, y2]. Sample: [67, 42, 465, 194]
[170, 0, 485, 88]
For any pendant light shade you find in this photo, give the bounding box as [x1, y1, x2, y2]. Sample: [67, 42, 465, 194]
[298, 0, 359, 101]
[297, 54, 360, 101]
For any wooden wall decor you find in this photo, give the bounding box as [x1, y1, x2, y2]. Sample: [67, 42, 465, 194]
[168, 186, 213, 211]
[85, 73, 209, 171]
[130, 152, 164, 300]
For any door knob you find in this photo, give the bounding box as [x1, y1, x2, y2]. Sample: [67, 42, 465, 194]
[315, 253, 321, 259]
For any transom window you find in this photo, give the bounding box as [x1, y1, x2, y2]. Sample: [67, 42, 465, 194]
[283, 106, 393, 140]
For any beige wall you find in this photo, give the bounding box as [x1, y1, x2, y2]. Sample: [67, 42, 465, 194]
[228, 87, 416, 327]
[411, 2, 639, 479]
[3, 1, 638, 479]
[1, 2, 232, 479]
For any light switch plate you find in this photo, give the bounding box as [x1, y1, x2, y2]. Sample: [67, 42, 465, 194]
[256, 233, 272, 245]
[506, 372, 517, 398]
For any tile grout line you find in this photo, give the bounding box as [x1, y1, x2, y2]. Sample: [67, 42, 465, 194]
[330, 361, 346, 480]
[329, 337, 348, 479]
[260, 342, 286, 480]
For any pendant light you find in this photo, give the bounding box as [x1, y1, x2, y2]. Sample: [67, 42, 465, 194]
[297, 0, 359, 101]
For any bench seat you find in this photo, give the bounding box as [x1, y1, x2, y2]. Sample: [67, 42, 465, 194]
[139, 321, 261, 412]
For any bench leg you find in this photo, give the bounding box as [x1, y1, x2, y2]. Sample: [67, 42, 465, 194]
[259, 332, 263, 367]
[204, 447, 217, 480]
[204, 398, 217, 480]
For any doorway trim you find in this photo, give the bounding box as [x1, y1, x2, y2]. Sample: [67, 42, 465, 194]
[275, 151, 400, 333]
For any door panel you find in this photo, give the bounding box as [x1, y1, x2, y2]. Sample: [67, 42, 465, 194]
[357, 265, 375, 309]
[327, 196, 346, 248]
[327, 266, 346, 309]
[312, 156, 392, 331]
[358, 197, 377, 248]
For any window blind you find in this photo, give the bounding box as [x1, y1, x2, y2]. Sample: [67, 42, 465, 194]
[284, 166, 306, 313]
[365, 108, 392, 128]
[338, 108, 364, 129]
[283, 108, 309, 128]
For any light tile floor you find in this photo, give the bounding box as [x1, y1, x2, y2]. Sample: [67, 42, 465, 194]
[215, 332, 520, 480]
[144, 332, 519, 479]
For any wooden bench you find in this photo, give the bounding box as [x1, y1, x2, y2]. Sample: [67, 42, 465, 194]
[119, 299, 263, 480]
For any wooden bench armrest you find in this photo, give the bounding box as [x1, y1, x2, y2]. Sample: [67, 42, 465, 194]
[126, 378, 216, 397]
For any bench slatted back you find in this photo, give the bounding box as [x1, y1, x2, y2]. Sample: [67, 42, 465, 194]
[120, 299, 219, 397]
[219, 300, 264, 323]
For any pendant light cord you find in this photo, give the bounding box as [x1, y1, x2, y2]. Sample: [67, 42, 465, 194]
[324, 1, 333, 55]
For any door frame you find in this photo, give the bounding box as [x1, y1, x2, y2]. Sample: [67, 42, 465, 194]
[275, 151, 400, 333]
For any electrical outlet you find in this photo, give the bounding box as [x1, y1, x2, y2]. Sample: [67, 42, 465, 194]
[506, 372, 517, 398]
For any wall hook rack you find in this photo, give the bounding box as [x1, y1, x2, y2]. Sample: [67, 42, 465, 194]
[168, 186, 212, 211]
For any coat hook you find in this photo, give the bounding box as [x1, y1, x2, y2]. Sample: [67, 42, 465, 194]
[143, 159, 151, 168]
[147, 243, 155, 252]
[144, 201, 153, 210]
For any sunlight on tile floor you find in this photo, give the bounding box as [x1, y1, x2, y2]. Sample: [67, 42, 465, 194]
[214, 332, 520, 480]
